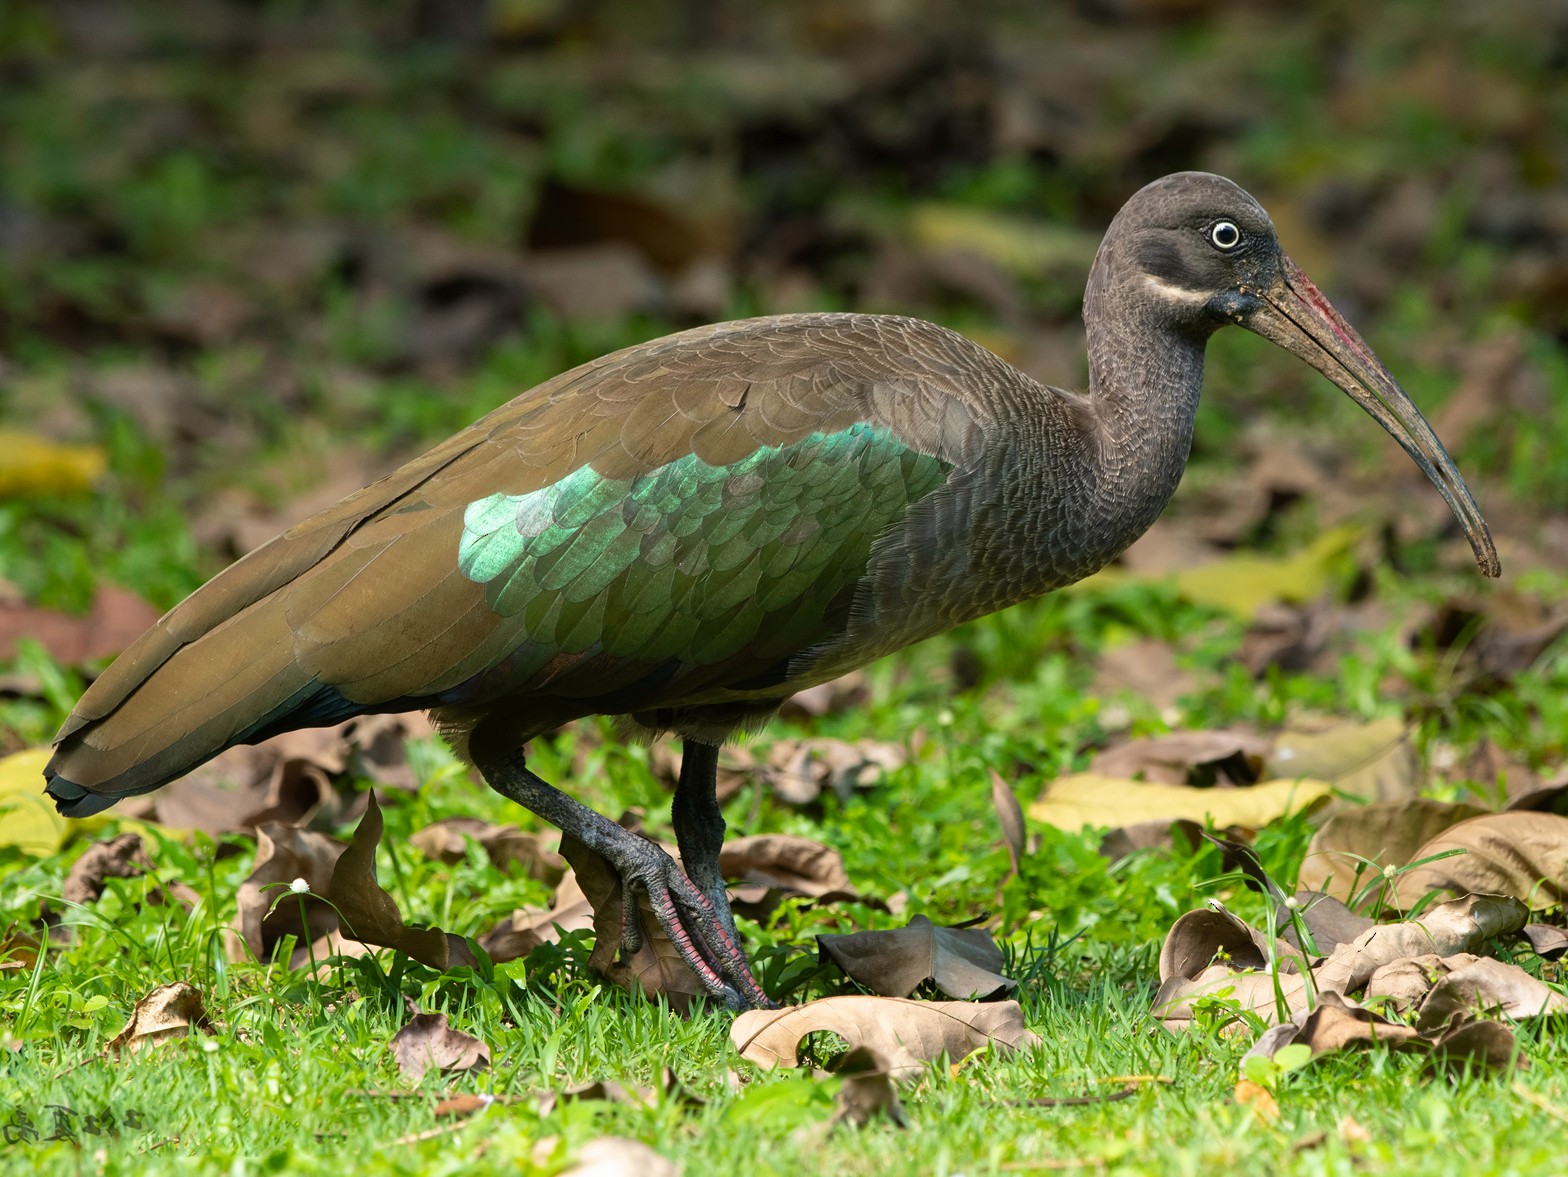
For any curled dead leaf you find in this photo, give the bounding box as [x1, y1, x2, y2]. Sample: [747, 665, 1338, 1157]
[64, 833, 150, 906]
[326, 795, 480, 972]
[559, 1137, 682, 1177]
[479, 867, 595, 963]
[1297, 799, 1487, 909]
[1521, 925, 1568, 960]
[409, 818, 567, 885]
[818, 915, 1015, 1000]
[389, 1011, 490, 1083]
[1413, 956, 1568, 1030]
[230, 823, 346, 965]
[831, 1046, 907, 1128]
[1265, 717, 1419, 805]
[108, 982, 212, 1056]
[1248, 990, 1521, 1073]
[1091, 730, 1270, 787]
[990, 770, 1025, 877]
[731, 996, 1037, 1080]
[1392, 813, 1568, 910]
[1314, 894, 1530, 995]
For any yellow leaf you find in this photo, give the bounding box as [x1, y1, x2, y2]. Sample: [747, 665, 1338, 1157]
[1029, 773, 1332, 832]
[0, 748, 71, 855]
[1074, 527, 1359, 620]
[0, 432, 107, 498]
[1172, 528, 1356, 619]
[907, 205, 1096, 276]
[1234, 1079, 1279, 1121]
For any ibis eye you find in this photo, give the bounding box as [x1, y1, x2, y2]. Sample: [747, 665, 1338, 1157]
[1209, 221, 1242, 251]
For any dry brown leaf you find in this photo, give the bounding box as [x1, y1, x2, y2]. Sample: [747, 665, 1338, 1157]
[1365, 953, 1461, 1012]
[534, 1073, 686, 1115]
[389, 1011, 490, 1083]
[229, 823, 346, 965]
[132, 714, 427, 836]
[818, 914, 1014, 1000]
[1090, 640, 1201, 709]
[107, 982, 213, 1056]
[1280, 991, 1423, 1055]
[1265, 717, 1419, 805]
[764, 739, 909, 806]
[731, 996, 1037, 1080]
[327, 794, 480, 972]
[0, 586, 160, 664]
[0, 926, 41, 972]
[64, 833, 149, 905]
[1091, 730, 1270, 787]
[558, 1137, 682, 1177]
[1245, 990, 1521, 1072]
[1153, 965, 1312, 1028]
[718, 834, 852, 897]
[560, 832, 707, 1012]
[1098, 818, 1205, 860]
[778, 671, 870, 720]
[1158, 906, 1299, 983]
[1297, 799, 1487, 908]
[409, 818, 567, 885]
[1392, 813, 1568, 910]
[1414, 956, 1568, 1029]
[1426, 1018, 1522, 1071]
[1521, 925, 1568, 960]
[1289, 892, 1376, 956]
[832, 1046, 907, 1128]
[1234, 1079, 1279, 1122]
[990, 770, 1025, 878]
[1313, 894, 1529, 996]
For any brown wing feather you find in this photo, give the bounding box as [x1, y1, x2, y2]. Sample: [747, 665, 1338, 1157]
[48, 313, 1010, 805]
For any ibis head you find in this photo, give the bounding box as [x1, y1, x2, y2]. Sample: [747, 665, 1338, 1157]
[1098, 172, 1499, 577]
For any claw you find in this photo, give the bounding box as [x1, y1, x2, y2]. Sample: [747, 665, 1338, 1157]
[617, 846, 775, 1010]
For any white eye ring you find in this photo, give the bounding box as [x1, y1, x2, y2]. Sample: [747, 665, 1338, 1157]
[1209, 221, 1242, 251]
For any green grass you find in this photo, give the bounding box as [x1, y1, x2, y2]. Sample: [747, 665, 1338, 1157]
[5, 2, 1568, 1170]
[4, 559, 1568, 1173]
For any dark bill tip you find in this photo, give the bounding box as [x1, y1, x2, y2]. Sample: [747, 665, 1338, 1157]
[1244, 256, 1500, 579]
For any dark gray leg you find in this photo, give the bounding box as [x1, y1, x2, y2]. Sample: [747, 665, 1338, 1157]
[476, 747, 771, 1010]
[671, 741, 743, 949]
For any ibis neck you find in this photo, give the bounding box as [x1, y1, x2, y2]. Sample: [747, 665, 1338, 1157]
[1082, 280, 1211, 526]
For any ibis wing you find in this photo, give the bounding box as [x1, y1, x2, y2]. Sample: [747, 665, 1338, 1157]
[48, 314, 996, 800]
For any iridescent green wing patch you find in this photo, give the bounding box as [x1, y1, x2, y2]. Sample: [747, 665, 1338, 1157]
[458, 423, 949, 672]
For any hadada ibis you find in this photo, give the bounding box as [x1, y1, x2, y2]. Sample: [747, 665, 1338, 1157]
[44, 172, 1499, 1010]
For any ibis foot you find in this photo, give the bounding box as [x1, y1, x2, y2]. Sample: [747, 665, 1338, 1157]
[477, 748, 773, 1011]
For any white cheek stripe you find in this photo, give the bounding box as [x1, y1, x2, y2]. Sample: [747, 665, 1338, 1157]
[1142, 274, 1211, 304]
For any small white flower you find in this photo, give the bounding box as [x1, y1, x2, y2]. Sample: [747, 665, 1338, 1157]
[289, 877, 311, 894]
[1284, 896, 1300, 910]
[936, 708, 955, 727]
[202, 1038, 220, 1054]
[1383, 864, 1398, 880]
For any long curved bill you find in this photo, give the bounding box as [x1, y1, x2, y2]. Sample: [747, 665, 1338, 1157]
[1244, 255, 1500, 577]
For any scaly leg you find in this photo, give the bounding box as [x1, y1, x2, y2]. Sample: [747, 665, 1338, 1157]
[671, 740, 745, 952]
[476, 747, 771, 1010]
